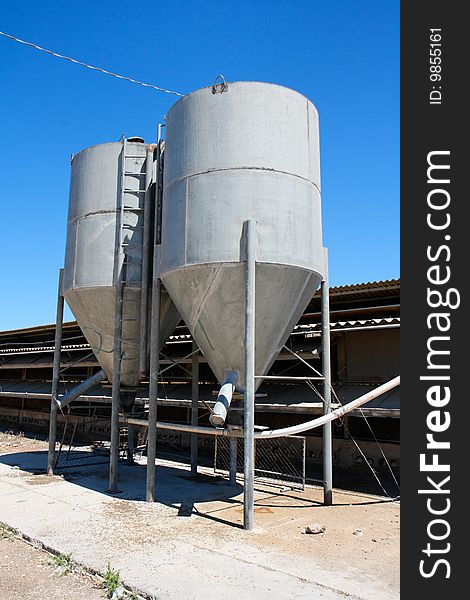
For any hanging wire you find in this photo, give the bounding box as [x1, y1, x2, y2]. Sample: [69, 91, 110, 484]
[289, 347, 400, 500]
[357, 406, 400, 489]
[328, 383, 400, 495]
[0, 30, 184, 97]
[339, 415, 399, 502]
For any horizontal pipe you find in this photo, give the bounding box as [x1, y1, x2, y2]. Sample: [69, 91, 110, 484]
[56, 369, 106, 410]
[125, 417, 230, 436]
[256, 376, 400, 438]
[254, 375, 324, 381]
[124, 376, 400, 439]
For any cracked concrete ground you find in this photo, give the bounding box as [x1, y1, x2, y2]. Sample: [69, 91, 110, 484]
[0, 433, 399, 599]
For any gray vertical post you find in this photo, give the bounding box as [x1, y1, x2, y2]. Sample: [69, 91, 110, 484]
[138, 146, 155, 378]
[109, 296, 123, 491]
[146, 277, 161, 501]
[146, 137, 163, 502]
[47, 268, 64, 475]
[321, 265, 333, 506]
[109, 139, 126, 493]
[229, 437, 237, 484]
[127, 400, 136, 464]
[190, 341, 199, 477]
[244, 219, 256, 531]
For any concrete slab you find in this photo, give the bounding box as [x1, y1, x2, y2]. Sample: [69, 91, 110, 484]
[0, 445, 399, 600]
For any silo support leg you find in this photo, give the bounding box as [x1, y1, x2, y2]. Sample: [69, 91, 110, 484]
[190, 342, 199, 477]
[47, 268, 64, 476]
[146, 279, 161, 502]
[244, 219, 256, 531]
[229, 437, 237, 484]
[321, 273, 333, 506]
[109, 382, 120, 492]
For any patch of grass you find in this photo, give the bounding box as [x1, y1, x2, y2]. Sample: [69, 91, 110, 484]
[49, 552, 75, 575]
[104, 563, 121, 598]
[0, 522, 15, 540]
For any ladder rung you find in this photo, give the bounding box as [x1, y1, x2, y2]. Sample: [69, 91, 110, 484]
[123, 207, 144, 211]
[124, 189, 146, 193]
[125, 155, 146, 159]
[124, 172, 146, 176]
[122, 224, 144, 229]
[122, 318, 138, 322]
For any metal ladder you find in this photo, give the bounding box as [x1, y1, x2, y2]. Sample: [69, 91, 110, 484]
[113, 137, 148, 363]
[110, 137, 149, 484]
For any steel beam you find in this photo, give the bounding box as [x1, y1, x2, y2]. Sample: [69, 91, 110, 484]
[243, 219, 256, 531]
[138, 145, 155, 378]
[109, 139, 126, 493]
[190, 341, 199, 476]
[47, 268, 64, 475]
[229, 437, 237, 484]
[321, 262, 333, 506]
[146, 139, 163, 502]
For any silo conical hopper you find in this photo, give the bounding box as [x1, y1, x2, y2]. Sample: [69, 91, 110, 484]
[160, 82, 325, 393]
[63, 140, 180, 387]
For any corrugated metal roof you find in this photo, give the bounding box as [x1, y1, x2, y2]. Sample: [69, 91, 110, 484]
[325, 279, 400, 294]
[293, 317, 400, 336]
[312, 279, 400, 302]
[0, 321, 78, 338]
[0, 278, 400, 338]
[0, 343, 89, 355]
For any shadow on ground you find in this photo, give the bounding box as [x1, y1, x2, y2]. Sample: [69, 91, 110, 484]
[0, 446, 396, 528]
[0, 448, 253, 527]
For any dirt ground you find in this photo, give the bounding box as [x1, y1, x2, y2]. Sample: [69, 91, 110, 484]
[0, 535, 105, 599]
[0, 429, 400, 599]
[0, 430, 44, 454]
[0, 432, 104, 599]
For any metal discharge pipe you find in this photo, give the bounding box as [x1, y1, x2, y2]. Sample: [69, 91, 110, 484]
[209, 371, 237, 427]
[124, 376, 400, 439]
[55, 369, 106, 410]
[256, 376, 400, 438]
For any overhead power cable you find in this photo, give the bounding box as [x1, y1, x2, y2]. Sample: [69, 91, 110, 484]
[0, 30, 184, 97]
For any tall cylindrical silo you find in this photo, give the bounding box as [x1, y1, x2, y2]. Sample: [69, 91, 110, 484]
[160, 81, 326, 391]
[64, 140, 180, 387]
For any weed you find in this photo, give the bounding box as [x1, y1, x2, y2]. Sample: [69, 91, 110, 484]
[0, 522, 15, 540]
[104, 563, 121, 598]
[49, 552, 75, 575]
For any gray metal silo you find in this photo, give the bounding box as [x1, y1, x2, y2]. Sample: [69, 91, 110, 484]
[64, 139, 180, 388]
[160, 81, 326, 395]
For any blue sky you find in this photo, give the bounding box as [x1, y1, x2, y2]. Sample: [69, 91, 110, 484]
[0, 0, 399, 330]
